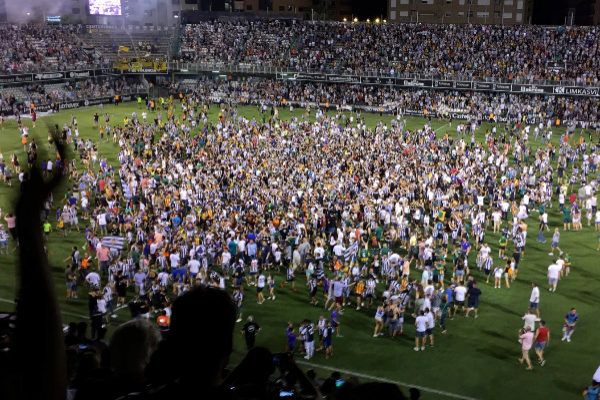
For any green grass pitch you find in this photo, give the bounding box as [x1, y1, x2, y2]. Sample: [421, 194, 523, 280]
[0, 101, 598, 400]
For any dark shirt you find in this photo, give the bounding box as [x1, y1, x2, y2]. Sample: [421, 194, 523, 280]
[242, 322, 260, 341]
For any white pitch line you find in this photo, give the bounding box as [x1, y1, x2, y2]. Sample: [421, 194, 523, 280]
[297, 360, 480, 400]
[0, 297, 88, 319]
[435, 123, 450, 132]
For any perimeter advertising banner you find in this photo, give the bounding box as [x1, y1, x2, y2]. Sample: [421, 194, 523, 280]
[0, 70, 107, 84]
[273, 72, 600, 97]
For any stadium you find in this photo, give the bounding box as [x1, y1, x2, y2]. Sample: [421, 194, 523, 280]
[0, 0, 599, 399]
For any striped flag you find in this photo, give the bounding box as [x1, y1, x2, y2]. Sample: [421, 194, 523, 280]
[344, 241, 359, 262]
[101, 236, 127, 251]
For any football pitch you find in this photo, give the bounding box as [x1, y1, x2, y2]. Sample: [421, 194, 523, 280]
[0, 101, 598, 400]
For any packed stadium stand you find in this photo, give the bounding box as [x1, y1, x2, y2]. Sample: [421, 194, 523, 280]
[0, 24, 110, 74]
[180, 21, 600, 85]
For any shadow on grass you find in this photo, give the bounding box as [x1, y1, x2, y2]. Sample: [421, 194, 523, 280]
[552, 378, 583, 395]
[480, 329, 513, 343]
[476, 344, 513, 360]
[557, 289, 596, 306]
[485, 302, 522, 318]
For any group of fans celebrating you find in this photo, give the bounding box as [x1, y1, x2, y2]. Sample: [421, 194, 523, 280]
[1, 85, 595, 367]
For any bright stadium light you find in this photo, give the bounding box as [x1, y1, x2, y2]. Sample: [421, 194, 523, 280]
[366, 18, 370, 23]
[383, 19, 387, 23]
[353, 17, 358, 22]
[343, 18, 347, 22]
[375, 18, 380, 23]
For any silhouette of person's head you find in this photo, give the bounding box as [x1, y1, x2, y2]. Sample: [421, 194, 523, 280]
[110, 319, 161, 382]
[168, 286, 236, 387]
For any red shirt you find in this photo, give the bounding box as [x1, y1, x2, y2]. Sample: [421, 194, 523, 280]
[536, 326, 549, 342]
[569, 193, 577, 204]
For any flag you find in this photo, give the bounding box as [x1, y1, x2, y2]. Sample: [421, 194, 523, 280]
[344, 241, 359, 262]
[102, 236, 126, 251]
[118, 45, 130, 53]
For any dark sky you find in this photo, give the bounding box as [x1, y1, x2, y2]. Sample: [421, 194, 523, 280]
[349, 0, 596, 25]
[351, 0, 387, 19]
[532, 0, 596, 25]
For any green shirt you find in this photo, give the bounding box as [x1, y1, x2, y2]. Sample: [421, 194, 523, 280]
[43, 222, 52, 233]
[359, 248, 370, 261]
[441, 302, 450, 317]
[380, 245, 390, 256]
[375, 226, 383, 241]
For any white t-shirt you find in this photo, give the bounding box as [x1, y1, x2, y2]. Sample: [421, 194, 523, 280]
[480, 245, 491, 259]
[454, 286, 467, 302]
[157, 271, 169, 286]
[415, 315, 428, 332]
[593, 365, 600, 382]
[522, 313, 539, 330]
[425, 312, 435, 329]
[314, 246, 325, 259]
[169, 253, 180, 268]
[85, 272, 101, 287]
[333, 244, 345, 257]
[530, 286, 540, 303]
[548, 263, 562, 279]
[188, 259, 200, 274]
[258, 274, 266, 288]
[222, 251, 231, 265]
[97, 298, 107, 314]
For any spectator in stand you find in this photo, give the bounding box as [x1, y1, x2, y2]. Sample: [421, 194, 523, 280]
[180, 21, 600, 85]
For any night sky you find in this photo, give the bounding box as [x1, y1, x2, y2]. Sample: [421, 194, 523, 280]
[351, 0, 387, 20]
[350, 0, 597, 25]
[531, 0, 596, 25]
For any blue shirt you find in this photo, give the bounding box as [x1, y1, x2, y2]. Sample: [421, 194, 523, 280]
[287, 331, 296, 347]
[172, 215, 182, 227]
[247, 242, 257, 257]
[565, 312, 578, 325]
[445, 287, 454, 302]
[585, 386, 599, 400]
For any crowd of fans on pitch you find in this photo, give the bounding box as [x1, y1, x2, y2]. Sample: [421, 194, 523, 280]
[0, 24, 111, 74]
[180, 21, 600, 85]
[171, 77, 600, 126]
[0, 88, 599, 400]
